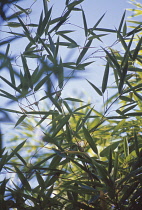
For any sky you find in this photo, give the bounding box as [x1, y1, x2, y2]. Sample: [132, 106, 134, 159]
[0, 0, 138, 125]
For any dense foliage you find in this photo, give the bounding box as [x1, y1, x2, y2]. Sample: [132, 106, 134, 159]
[0, 0, 142, 209]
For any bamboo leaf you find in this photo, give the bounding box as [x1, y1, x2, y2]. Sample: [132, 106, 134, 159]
[82, 9, 88, 37]
[92, 13, 106, 30]
[76, 40, 92, 65]
[64, 97, 83, 102]
[108, 148, 112, 174]
[0, 76, 21, 93]
[15, 115, 27, 127]
[52, 115, 70, 137]
[14, 166, 31, 191]
[112, 119, 125, 135]
[113, 152, 118, 181]
[133, 36, 142, 60]
[0, 89, 17, 101]
[100, 142, 120, 157]
[7, 140, 26, 162]
[49, 96, 62, 113]
[83, 126, 98, 155]
[134, 131, 140, 157]
[87, 80, 102, 96]
[118, 10, 126, 34]
[102, 62, 109, 93]
[34, 74, 51, 92]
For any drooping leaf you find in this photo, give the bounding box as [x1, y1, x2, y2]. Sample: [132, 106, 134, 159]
[87, 80, 102, 96]
[83, 126, 98, 155]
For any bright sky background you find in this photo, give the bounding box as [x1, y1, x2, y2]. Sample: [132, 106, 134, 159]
[0, 0, 138, 126]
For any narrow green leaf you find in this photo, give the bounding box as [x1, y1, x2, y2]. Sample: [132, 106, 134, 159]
[54, 36, 59, 59]
[108, 148, 112, 174]
[88, 33, 107, 41]
[15, 115, 27, 127]
[121, 104, 137, 114]
[134, 131, 140, 157]
[113, 152, 118, 181]
[0, 89, 17, 101]
[119, 96, 133, 102]
[82, 10, 88, 37]
[74, 103, 90, 112]
[17, 17, 30, 34]
[100, 142, 120, 157]
[63, 101, 73, 114]
[58, 58, 64, 88]
[0, 108, 23, 114]
[49, 155, 62, 169]
[36, 113, 50, 127]
[8, 61, 16, 86]
[6, 22, 21, 27]
[38, 37, 52, 57]
[15, 152, 27, 166]
[56, 30, 74, 35]
[36, 172, 45, 188]
[123, 21, 127, 36]
[64, 97, 83, 102]
[52, 115, 70, 137]
[43, 0, 48, 17]
[126, 23, 142, 37]
[119, 182, 139, 203]
[125, 112, 142, 116]
[21, 55, 33, 89]
[103, 48, 120, 74]
[60, 34, 78, 47]
[118, 61, 128, 93]
[112, 119, 125, 135]
[102, 62, 109, 93]
[67, 0, 84, 9]
[49, 96, 62, 113]
[124, 137, 129, 158]
[87, 80, 102, 96]
[14, 4, 31, 15]
[34, 75, 51, 92]
[92, 13, 106, 30]
[14, 166, 31, 191]
[133, 37, 142, 60]
[83, 126, 98, 155]
[118, 10, 126, 34]
[48, 34, 56, 55]
[121, 34, 134, 67]
[45, 185, 53, 198]
[7, 140, 26, 162]
[76, 40, 92, 65]
[0, 76, 21, 93]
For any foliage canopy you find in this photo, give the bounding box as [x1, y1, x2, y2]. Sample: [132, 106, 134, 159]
[0, 0, 142, 209]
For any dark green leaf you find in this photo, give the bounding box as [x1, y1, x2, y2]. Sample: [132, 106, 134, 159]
[76, 40, 92, 65]
[82, 10, 88, 37]
[15, 115, 27, 127]
[83, 126, 98, 155]
[87, 80, 102, 96]
[102, 62, 109, 93]
[118, 10, 126, 34]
